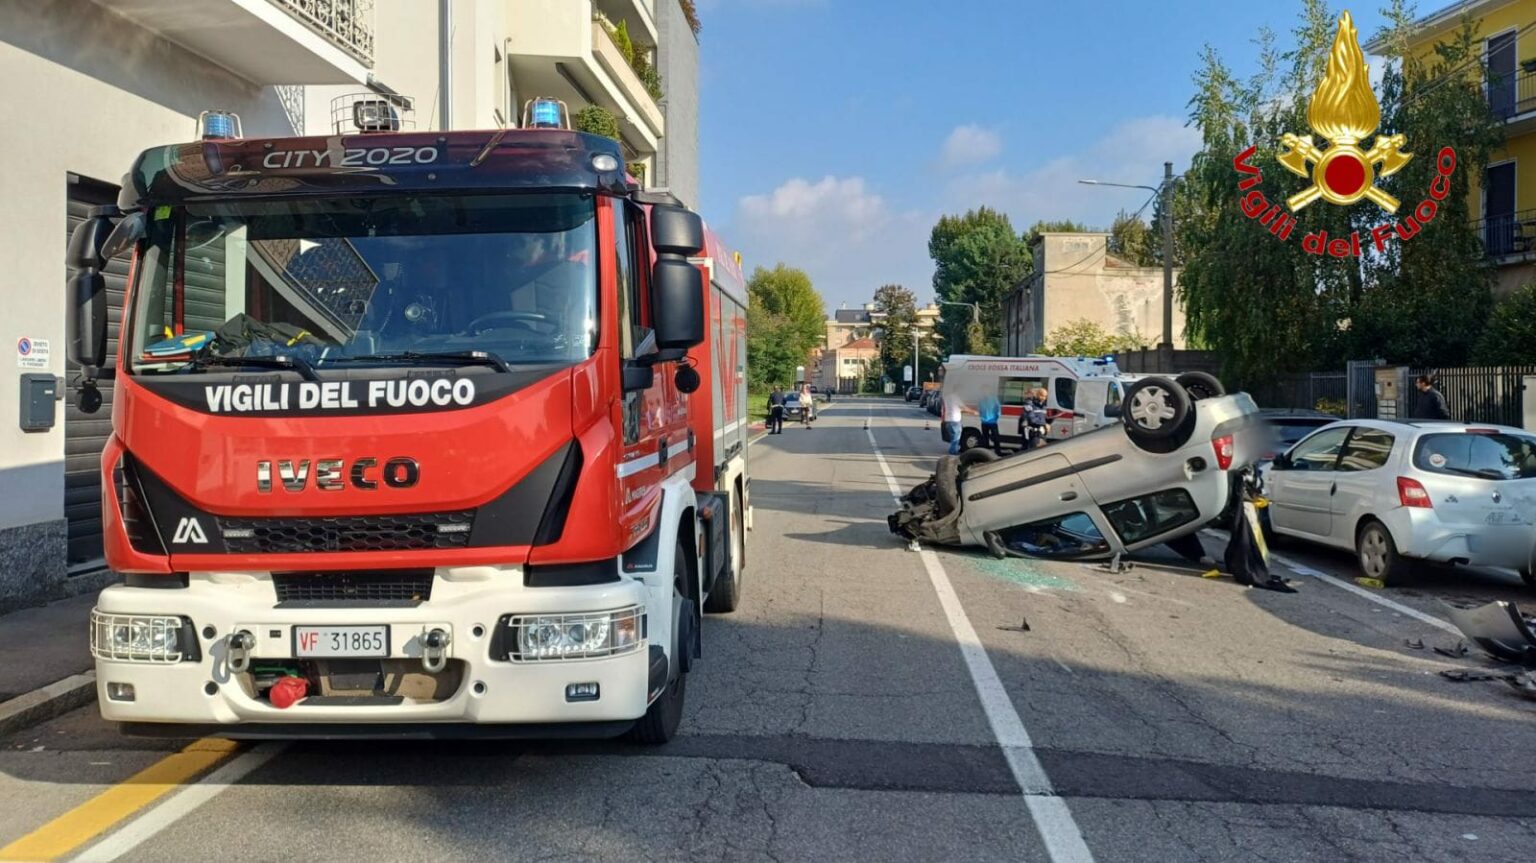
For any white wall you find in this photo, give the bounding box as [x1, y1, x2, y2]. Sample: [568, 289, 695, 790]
[0, 0, 293, 531]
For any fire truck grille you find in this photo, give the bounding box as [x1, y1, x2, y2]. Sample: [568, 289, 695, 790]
[217, 511, 474, 553]
[273, 570, 435, 604]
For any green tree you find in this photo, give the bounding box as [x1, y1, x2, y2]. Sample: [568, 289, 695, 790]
[1040, 319, 1147, 357]
[1108, 210, 1157, 266]
[572, 105, 619, 142]
[929, 207, 1031, 356]
[872, 283, 917, 383]
[1473, 284, 1536, 365]
[746, 264, 825, 388]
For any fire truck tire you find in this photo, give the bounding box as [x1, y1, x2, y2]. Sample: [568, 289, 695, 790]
[704, 494, 744, 613]
[628, 538, 691, 744]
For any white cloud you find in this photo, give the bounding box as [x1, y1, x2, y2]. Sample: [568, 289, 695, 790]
[942, 115, 1202, 231]
[731, 176, 934, 308]
[939, 124, 1003, 169]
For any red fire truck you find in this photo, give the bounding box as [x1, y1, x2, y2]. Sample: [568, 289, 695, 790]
[65, 99, 749, 742]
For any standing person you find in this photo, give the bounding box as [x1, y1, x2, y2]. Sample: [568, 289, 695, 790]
[768, 386, 786, 434]
[799, 383, 816, 427]
[1414, 374, 1450, 420]
[978, 390, 1002, 453]
[943, 394, 964, 455]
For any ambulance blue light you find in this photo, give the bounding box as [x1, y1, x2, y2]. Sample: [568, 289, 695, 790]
[531, 99, 562, 128]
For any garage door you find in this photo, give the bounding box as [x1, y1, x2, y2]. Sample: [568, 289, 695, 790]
[64, 176, 127, 567]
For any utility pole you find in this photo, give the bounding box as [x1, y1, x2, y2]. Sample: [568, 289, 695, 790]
[913, 327, 920, 390]
[1159, 161, 1174, 354]
[438, 0, 453, 131]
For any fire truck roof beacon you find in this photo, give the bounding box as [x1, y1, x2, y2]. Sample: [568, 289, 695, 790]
[198, 110, 241, 140]
[524, 97, 570, 130]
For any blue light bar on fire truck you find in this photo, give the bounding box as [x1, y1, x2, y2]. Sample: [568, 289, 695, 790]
[197, 110, 241, 140]
[523, 97, 570, 130]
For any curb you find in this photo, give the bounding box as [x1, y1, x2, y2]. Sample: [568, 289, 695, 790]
[0, 671, 96, 738]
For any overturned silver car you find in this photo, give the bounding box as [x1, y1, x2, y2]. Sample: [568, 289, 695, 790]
[889, 374, 1264, 560]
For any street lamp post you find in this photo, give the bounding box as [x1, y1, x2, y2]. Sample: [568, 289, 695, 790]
[1078, 162, 1178, 354]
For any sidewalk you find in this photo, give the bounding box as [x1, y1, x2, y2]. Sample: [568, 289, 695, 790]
[0, 593, 96, 736]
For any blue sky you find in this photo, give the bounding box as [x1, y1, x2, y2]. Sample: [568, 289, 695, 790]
[694, 0, 1394, 310]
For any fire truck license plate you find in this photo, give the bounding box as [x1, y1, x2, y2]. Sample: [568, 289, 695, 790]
[293, 625, 389, 658]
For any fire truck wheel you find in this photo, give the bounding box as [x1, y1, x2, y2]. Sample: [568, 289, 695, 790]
[628, 539, 691, 744]
[1121, 377, 1191, 446]
[704, 494, 744, 613]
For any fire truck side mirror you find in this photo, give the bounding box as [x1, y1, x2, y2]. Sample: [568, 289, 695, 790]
[649, 205, 704, 256]
[651, 259, 705, 350]
[66, 207, 119, 372]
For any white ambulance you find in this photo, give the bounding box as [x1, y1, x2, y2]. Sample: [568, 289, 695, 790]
[937, 354, 1136, 450]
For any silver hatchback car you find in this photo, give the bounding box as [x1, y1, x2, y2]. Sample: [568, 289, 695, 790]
[1264, 420, 1536, 586]
[890, 376, 1264, 561]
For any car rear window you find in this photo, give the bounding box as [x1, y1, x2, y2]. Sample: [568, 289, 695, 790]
[1413, 432, 1536, 480]
[1101, 488, 1200, 544]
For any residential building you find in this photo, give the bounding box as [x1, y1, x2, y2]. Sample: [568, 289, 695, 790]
[1002, 232, 1185, 356]
[1367, 0, 1536, 297]
[822, 301, 939, 351]
[816, 338, 880, 394]
[0, 0, 698, 609]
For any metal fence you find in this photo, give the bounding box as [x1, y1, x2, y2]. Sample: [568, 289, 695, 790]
[1252, 364, 1536, 427]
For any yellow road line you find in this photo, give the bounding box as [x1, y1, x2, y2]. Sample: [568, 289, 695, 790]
[0, 738, 240, 863]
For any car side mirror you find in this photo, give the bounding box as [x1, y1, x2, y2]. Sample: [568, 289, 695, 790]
[650, 205, 704, 256]
[1271, 453, 1291, 470]
[622, 363, 654, 393]
[65, 205, 123, 374]
[1104, 402, 1122, 419]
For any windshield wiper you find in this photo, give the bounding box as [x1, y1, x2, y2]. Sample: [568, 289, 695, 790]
[325, 350, 513, 373]
[188, 354, 319, 381]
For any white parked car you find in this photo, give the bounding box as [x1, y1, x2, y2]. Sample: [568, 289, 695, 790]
[1264, 420, 1536, 586]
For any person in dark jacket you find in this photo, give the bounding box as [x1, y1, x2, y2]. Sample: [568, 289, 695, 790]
[768, 386, 786, 434]
[1414, 375, 1451, 420]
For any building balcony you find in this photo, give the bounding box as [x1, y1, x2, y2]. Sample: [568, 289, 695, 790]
[507, 0, 664, 157]
[1473, 208, 1536, 260]
[94, 0, 371, 84]
[1489, 68, 1536, 133]
[594, 0, 658, 47]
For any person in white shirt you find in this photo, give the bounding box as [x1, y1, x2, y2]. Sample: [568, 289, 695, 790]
[943, 396, 964, 455]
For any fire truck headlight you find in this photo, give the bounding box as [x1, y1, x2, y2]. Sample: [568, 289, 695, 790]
[511, 607, 643, 661]
[91, 611, 188, 663]
[591, 153, 620, 173]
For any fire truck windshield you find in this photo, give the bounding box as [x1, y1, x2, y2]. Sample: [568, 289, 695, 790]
[126, 192, 598, 373]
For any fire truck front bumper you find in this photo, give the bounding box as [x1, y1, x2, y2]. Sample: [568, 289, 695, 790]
[90, 567, 662, 735]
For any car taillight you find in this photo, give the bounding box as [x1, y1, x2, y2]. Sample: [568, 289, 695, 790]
[1397, 476, 1432, 509]
[1212, 435, 1234, 471]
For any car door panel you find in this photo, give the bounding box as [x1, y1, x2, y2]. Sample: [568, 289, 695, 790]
[1328, 427, 1397, 551]
[1268, 426, 1351, 539]
[960, 453, 1094, 541]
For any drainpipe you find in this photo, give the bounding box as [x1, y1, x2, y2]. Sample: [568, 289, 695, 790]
[438, 0, 453, 130]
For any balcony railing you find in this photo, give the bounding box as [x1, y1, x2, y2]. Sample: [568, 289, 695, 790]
[1487, 67, 1536, 121]
[1472, 208, 1536, 257]
[272, 0, 375, 66]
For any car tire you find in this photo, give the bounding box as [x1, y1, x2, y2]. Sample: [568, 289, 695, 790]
[959, 428, 982, 452]
[1175, 371, 1226, 401]
[958, 447, 999, 469]
[629, 538, 691, 744]
[704, 493, 744, 614]
[1121, 377, 1192, 445]
[935, 456, 962, 517]
[1356, 520, 1407, 586]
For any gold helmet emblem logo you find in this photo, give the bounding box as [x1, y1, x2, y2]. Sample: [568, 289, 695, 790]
[1278, 11, 1412, 213]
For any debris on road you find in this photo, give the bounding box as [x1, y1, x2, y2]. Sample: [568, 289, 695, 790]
[1444, 600, 1536, 666]
[1224, 470, 1297, 593]
[997, 617, 1031, 633]
[1354, 576, 1386, 590]
[1433, 641, 1470, 659]
[1404, 637, 1425, 650]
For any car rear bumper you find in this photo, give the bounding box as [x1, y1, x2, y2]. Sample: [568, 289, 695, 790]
[1382, 510, 1534, 569]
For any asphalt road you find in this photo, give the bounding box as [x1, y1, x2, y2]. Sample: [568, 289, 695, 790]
[3, 396, 1535, 862]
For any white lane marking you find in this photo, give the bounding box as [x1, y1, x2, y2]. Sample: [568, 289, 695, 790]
[1200, 529, 1459, 635]
[74, 743, 286, 862]
[1271, 552, 1460, 635]
[866, 412, 1095, 863]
